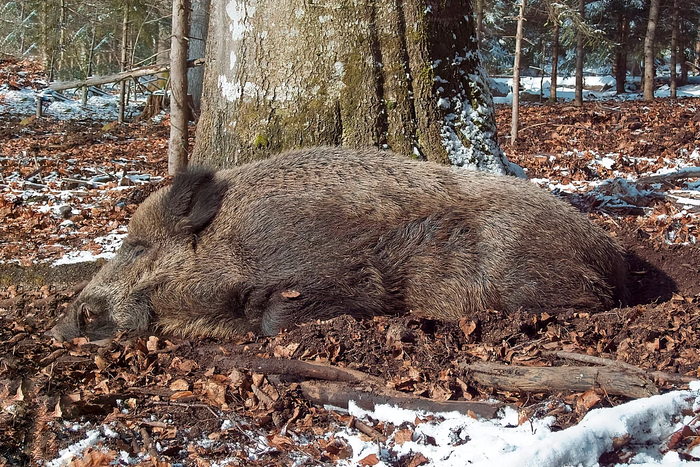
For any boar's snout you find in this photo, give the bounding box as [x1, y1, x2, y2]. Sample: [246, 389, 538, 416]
[49, 292, 118, 343]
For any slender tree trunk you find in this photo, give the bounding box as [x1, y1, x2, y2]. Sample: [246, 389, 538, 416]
[475, 0, 484, 44]
[670, 0, 678, 99]
[680, 47, 688, 85]
[188, 0, 210, 114]
[41, 1, 52, 80]
[643, 0, 660, 101]
[615, 13, 629, 94]
[82, 11, 97, 105]
[574, 0, 584, 107]
[57, 0, 66, 78]
[550, 21, 559, 103]
[169, 0, 191, 175]
[119, 3, 129, 124]
[679, 28, 688, 86]
[511, 0, 526, 144]
[18, 0, 26, 56]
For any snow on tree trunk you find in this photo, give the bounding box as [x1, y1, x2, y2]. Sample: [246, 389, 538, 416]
[643, 0, 660, 101]
[192, 0, 517, 176]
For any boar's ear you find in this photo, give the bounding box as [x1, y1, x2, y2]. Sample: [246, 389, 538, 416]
[164, 166, 228, 236]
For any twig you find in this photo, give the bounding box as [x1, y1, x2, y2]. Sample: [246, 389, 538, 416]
[148, 400, 219, 417]
[347, 415, 387, 443]
[61, 178, 100, 188]
[139, 427, 159, 460]
[5, 332, 27, 345]
[213, 355, 385, 386]
[40, 348, 67, 367]
[519, 122, 596, 133]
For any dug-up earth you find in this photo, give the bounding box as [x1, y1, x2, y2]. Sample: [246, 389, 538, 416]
[2, 64, 700, 465]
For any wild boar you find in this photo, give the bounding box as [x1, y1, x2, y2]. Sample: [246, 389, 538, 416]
[49, 147, 627, 341]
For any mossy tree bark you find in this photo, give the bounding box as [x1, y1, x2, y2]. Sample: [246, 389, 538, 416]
[193, 0, 516, 175]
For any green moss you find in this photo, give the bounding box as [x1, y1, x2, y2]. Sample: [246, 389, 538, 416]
[253, 134, 269, 149]
[386, 100, 397, 111]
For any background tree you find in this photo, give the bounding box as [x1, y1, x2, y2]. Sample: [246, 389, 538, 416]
[168, 0, 189, 174]
[187, 0, 209, 114]
[511, 0, 526, 143]
[642, 0, 660, 101]
[193, 0, 516, 176]
[670, 0, 678, 98]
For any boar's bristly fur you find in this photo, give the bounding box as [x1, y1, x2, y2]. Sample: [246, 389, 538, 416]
[49, 147, 627, 342]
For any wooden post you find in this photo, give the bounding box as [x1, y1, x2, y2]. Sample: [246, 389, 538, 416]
[168, 0, 190, 175]
[510, 0, 526, 144]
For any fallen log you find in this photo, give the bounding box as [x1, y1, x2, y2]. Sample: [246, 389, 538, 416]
[543, 350, 698, 385]
[301, 380, 506, 419]
[467, 362, 657, 399]
[635, 167, 700, 187]
[212, 355, 507, 418]
[48, 58, 205, 92]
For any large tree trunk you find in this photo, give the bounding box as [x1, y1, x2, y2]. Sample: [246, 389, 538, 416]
[169, 0, 190, 175]
[193, 0, 515, 176]
[615, 13, 629, 95]
[574, 0, 584, 107]
[643, 0, 660, 101]
[188, 0, 210, 114]
[511, 0, 526, 144]
[670, 0, 678, 99]
[549, 21, 559, 103]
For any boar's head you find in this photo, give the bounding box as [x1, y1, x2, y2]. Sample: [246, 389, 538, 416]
[48, 168, 227, 342]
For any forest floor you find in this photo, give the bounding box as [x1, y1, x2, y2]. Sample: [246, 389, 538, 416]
[2, 58, 700, 466]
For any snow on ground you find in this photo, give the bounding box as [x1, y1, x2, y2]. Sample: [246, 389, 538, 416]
[0, 85, 155, 121]
[47, 386, 700, 467]
[334, 385, 700, 466]
[526, 147, 700, 244]
[338, 386, 700, 466]
[492, 76, 700, 104]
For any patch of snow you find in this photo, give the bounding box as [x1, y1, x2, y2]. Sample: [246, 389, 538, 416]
[46, 429, 102, 467]
[0, 86, 144, 121]
[335, 389, 700, 466]
[492, 76, 700, 104]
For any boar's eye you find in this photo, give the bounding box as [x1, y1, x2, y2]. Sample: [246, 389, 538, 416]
[133, 245, 146, 258]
